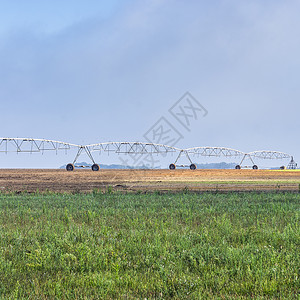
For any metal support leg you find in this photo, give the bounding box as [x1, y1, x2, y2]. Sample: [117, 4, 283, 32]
[174, 151, 183, 164]
[72, 146, 96, 165]
[248, 155, 255, 165]
[184, 151, 193, 164]
[239, 154, 247, 166]
[84, 146, 96, 164]
[73, 147, 84, 164]
[239, 154, 257, 168]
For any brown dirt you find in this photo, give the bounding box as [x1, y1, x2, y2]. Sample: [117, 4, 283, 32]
[0, 169, 300, 193]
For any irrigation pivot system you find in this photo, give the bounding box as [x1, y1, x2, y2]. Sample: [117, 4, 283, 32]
[235, 151, 291, 170]
[0, 138, 294, 171]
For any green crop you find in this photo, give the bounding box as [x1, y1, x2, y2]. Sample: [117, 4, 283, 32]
[0, 191, 299, 299]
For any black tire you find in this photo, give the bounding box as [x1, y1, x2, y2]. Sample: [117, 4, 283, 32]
[169, 163, 176, 170]
[66, 163, 74, 171]
[252, 165, 258, 170]
[91, 164, 100, 171]
[280, 166, 285, 170]
[190, 163, 197, 170]
[235, 165, 241, 169]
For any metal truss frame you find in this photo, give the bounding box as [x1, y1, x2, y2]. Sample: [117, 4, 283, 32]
[236, 151, 291, 169]
[0, 138, 293, 170]
[247, 150, 290, 160]
[185, 147, 245, 157]
[86, 141, 180, 155]
[0, 138, 79, 153]
[170, 147, 244, 169]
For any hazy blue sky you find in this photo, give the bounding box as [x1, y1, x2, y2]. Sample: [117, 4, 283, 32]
[0, 0, 299, 168]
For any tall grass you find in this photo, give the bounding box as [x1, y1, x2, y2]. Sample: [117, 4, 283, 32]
[0, 191, 299, 299]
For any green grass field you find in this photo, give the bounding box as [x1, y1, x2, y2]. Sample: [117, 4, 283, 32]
[0, 191, 299, 299]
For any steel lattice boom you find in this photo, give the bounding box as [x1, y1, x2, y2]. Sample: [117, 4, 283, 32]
[185, 147, 244, 157]
[87, 142, 179, 154]
[0, 138, 79, 153]
[247, 151, 290, 160]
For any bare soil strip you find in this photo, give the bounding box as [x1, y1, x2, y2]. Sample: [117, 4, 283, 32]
[0, 169, 299, 193]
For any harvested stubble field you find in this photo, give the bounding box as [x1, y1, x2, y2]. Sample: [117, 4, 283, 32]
[0, 169, 300, 193]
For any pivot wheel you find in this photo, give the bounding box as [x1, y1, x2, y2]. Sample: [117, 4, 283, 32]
[235, 165, 241, 169]
[169, 163, 176, 170]
[66, 163, 74, 171]
[91, 164, 100, 171]
[252, 165, 258, 170]
[190, 163, 197, 170]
